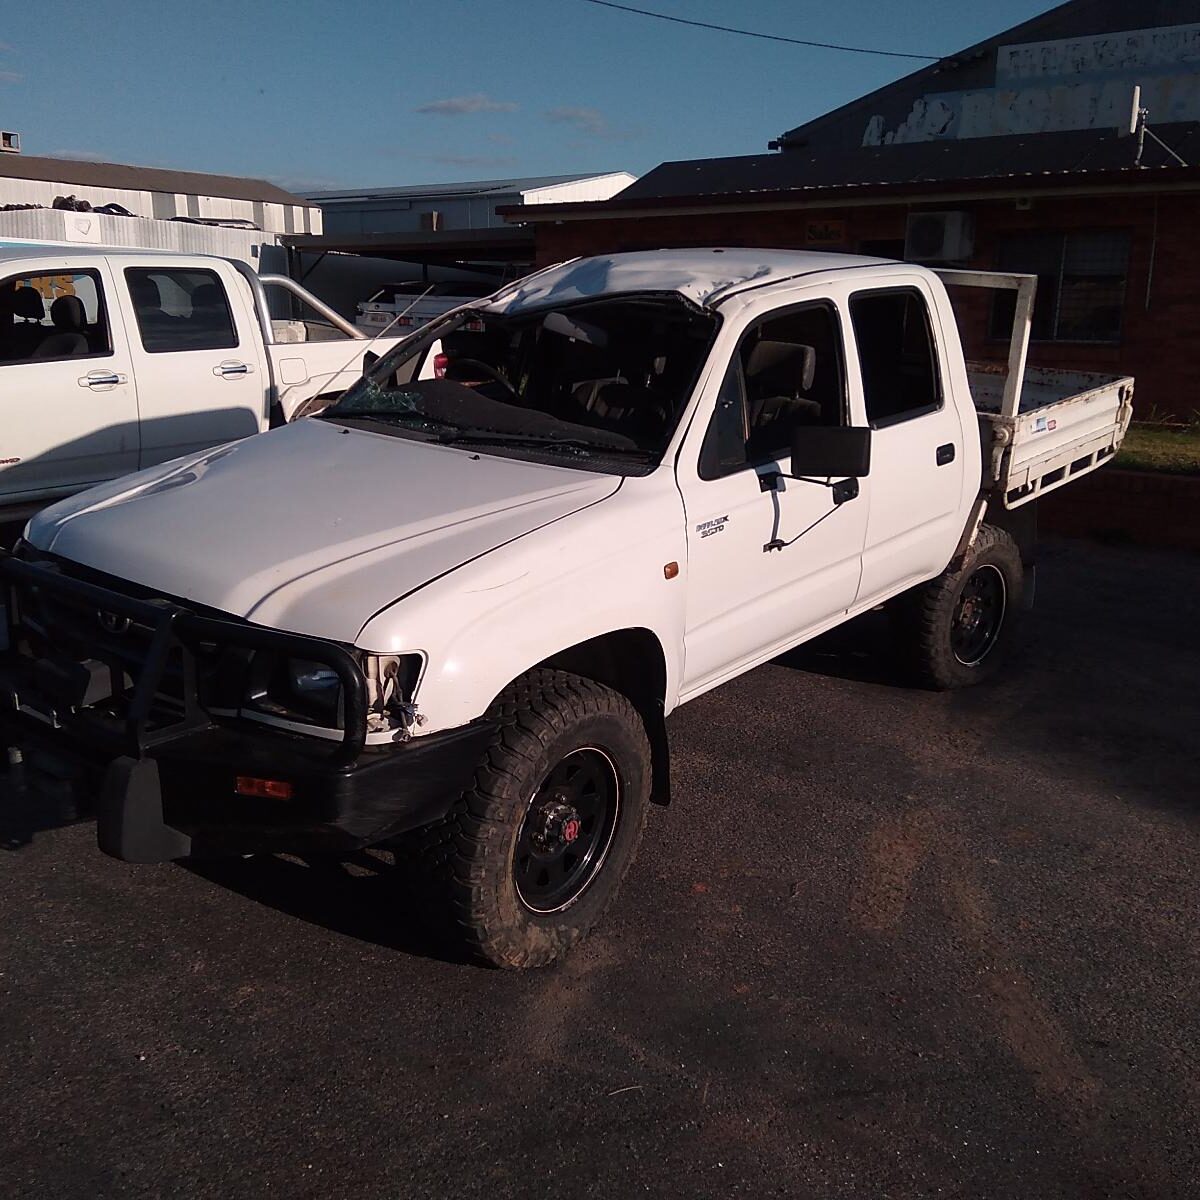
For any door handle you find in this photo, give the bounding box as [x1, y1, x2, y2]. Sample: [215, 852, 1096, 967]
[77, 371, 125, 389]
[936, 443, 956, 466]
[214, 360, 252, 378]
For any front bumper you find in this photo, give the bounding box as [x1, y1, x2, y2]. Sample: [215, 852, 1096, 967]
[1, 548, 495, 862]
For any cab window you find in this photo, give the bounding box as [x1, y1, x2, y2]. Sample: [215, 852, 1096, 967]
[700, 301, 847, 480]
[0, 269, 112, 364]
[125, 267, 238, 353]
[849, 288, 941, 427]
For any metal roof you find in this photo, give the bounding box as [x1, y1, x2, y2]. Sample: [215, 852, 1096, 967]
[485, 248, 894, 315]
[0, 153, 310, 206]
[615, 124, 1200, 203]
[304, 173, 631, 202]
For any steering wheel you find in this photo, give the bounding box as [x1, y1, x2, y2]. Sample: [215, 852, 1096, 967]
[446, 357, 520, 400]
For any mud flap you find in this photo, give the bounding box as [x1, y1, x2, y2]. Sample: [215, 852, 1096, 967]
[97, 756, 192, 864]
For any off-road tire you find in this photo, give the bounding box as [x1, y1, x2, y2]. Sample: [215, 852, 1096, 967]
[892, 523, 1024, 690]
[406, 669, 651, 969]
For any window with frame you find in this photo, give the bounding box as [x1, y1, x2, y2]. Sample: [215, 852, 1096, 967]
[125, 267, 238, 353]
[0, 269, 112, 364]
[989, 230, 1131, 344]
[850, 287, 941, 427]
[699, 301, 847, 480]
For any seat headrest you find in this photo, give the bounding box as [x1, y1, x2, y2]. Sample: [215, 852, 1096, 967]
[190, 283, 224, 312]
[745, 339, 816, 394]
[13, 286, 45, 320]
[50, 294, 87, 332]
[129, 274, 162, 309]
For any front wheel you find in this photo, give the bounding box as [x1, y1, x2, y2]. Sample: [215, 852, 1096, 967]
[892, 523, 1024, 690]
[410, 669, 651, 968]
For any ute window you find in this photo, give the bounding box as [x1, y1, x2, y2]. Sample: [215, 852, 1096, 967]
[0, 268, 112, 364]
[125, 267, 238, 353]
[700, 301, 847, 480]
[325, 294, 719, 473]
[849, 287, 941, 427]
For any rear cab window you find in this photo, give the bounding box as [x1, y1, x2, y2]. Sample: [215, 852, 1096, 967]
[849, 287, 942, 428]
[0, 269, 113, 364]
[124, 267, 238, 353]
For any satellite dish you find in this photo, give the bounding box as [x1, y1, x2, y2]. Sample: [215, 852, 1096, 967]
[1118, 85, 1142, 138]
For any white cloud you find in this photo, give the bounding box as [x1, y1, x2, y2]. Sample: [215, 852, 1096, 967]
[545, 105, 611, 138]
[415, 93, 518, 116]
[0, 69, 22, 85]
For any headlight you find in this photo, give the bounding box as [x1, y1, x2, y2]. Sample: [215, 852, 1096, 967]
[243, 650, 422, 737]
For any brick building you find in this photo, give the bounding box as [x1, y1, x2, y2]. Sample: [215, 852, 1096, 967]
[502, 0, 1200, 421]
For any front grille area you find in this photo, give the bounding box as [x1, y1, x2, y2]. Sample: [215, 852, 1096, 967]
[1, 547, 370, 764]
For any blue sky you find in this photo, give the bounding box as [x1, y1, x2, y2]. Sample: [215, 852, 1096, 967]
[1, 0, 1054, 193]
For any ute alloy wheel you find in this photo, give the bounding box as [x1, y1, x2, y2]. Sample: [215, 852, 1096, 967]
[951, 564, 1007, 667]
[402, 669, 651, 969]
[893, 522, 1024, 690]
[514, 747, 621, 914]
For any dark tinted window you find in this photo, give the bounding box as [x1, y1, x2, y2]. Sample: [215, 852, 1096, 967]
[850, 288, 941, 427]
[701, 302, 846, 479]
[990, 231, 1130, 344]
[125, 267, 238, 353]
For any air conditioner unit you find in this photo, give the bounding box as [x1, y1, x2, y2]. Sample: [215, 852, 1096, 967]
[905, 211, 974, 262]
[420, 209, 443, 232]
[0, 130, 20, 154]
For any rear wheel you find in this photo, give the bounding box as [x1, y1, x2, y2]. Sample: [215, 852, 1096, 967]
[406, 669, 651, 968]
[892, 523, 1024, 690]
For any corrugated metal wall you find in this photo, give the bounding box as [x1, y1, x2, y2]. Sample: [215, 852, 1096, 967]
[0, 175, 320, 235]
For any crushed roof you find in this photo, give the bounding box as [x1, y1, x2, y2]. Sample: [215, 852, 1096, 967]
[484, 248, 893, 314]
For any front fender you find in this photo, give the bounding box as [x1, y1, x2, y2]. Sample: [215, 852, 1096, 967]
[356, 475, 687, 735]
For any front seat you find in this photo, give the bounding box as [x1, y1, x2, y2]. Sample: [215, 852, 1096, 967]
[9, 286, 47, 359]
[33, 295, 90, 358]
[743, 340, 823, 455]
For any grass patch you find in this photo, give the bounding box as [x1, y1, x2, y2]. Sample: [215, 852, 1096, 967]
[1116, 424, 1200, 476]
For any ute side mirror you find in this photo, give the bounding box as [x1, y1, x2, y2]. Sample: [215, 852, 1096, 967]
[362, 349, 380, 376]
[789, 424, 872, 479]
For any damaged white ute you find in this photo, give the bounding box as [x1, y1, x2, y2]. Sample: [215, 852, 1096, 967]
[0, 249, 1133, 968]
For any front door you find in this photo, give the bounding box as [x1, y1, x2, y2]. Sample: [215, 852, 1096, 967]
[0, 260, 140, 504]
[677, 299, 869, 697]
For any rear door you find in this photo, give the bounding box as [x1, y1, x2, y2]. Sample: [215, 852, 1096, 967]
[0, 257, 140, 503]
[116, 259, 268, 468]
[848, 280, 967, 604]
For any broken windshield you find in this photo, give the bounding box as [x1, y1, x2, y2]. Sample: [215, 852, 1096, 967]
[325, 294, 719, 470]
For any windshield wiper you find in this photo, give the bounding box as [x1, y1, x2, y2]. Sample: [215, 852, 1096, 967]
[325, 408, 465, 436]
[437, 429, 652, 457]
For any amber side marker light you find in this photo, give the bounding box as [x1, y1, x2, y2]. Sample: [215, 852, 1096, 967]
[235, 776, 294, 800]
[663, 562, 679, 580]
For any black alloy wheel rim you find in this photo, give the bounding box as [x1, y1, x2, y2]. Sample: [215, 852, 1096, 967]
[514, 747, 621, 914]
[951, 563, 1007, 667]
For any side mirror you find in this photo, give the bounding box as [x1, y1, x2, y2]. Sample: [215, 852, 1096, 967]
[789, 425, 872, 478]
[362, 349, 380, 376]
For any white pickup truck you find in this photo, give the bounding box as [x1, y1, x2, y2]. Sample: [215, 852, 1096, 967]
[0, 249, 1132, 968]
[0, 244, 400, 520]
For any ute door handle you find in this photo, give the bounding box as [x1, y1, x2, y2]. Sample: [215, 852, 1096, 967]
[936, 443, 956, 466]
[78, 370, 125, 390]
[214, 360, 252, 378]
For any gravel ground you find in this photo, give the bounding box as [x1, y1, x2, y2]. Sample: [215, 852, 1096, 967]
[1, 537, 1197, 1199]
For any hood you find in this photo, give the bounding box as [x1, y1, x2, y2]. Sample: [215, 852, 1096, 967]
[27, 419, 620, 643]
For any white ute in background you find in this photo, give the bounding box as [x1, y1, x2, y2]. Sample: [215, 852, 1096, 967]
[0, 245, 404, 521]
[0, 249, 1132, 968]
